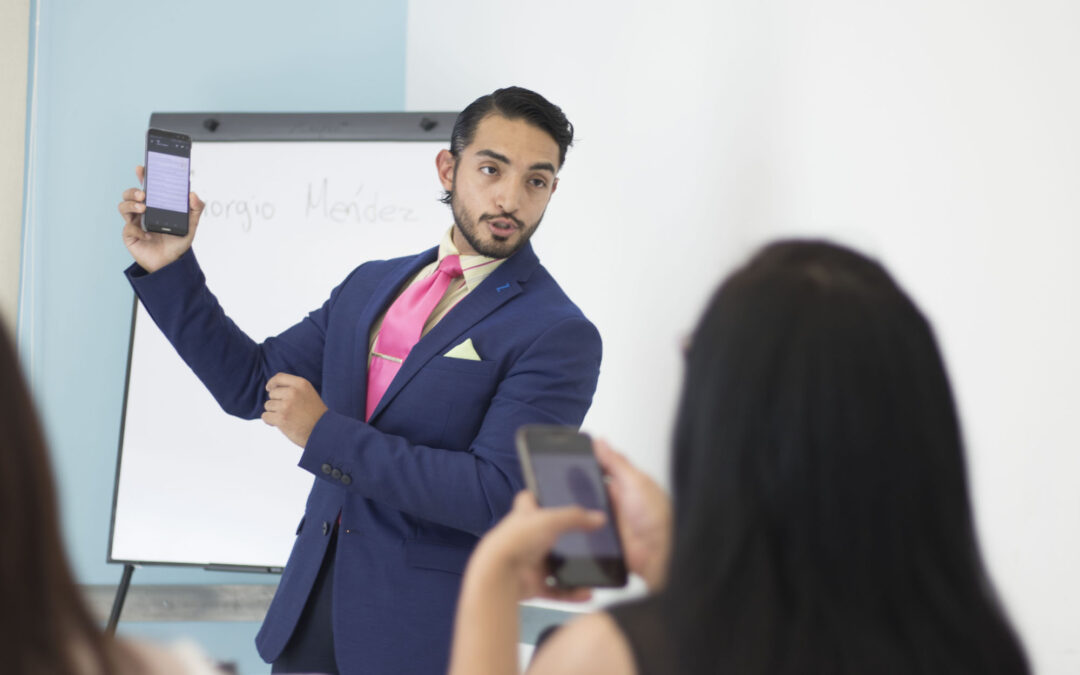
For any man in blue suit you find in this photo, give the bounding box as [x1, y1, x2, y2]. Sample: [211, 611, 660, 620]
[117, 87, 602, 674]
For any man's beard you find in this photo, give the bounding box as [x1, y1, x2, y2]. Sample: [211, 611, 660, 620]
[450, 190, 544, 259]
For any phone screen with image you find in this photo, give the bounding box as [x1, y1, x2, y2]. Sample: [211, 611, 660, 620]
[143, 128, 191, 235]
[516, 425, 628, 588]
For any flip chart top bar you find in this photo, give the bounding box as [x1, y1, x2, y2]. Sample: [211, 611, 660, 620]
[149, 112, 457, 143]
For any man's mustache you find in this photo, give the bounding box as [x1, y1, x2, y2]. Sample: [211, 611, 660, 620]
[479, 212, 525, 229]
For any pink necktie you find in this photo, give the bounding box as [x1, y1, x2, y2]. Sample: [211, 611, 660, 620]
[365, 255, 464, 420]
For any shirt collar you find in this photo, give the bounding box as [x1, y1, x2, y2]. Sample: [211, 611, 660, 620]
[437, 227, 506, 291]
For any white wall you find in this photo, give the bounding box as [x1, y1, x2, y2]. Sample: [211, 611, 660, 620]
[407, 1, 768, 482]
[760, 5, 1080, 671]
[406, 1, 1080, 672]
[0, 0, 29, 331]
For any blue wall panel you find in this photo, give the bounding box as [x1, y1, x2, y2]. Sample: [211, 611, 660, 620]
[20, 1, 407, 671]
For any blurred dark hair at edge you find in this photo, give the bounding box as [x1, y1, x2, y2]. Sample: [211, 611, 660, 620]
[0, 322, 144, 674]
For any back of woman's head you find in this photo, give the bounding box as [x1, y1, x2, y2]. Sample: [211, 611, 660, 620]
[665, 240, 1028, 674]
[0, 324, 127, 674]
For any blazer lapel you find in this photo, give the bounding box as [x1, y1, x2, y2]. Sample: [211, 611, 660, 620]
[353, 247, 438, 418]
[367, 243, 540, 423]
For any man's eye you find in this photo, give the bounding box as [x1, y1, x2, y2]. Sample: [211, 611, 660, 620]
[480, 166, 497, 175]
[529, 178, 547, 188]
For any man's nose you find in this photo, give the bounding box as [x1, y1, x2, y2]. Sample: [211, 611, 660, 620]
[494, 180, 522, 214]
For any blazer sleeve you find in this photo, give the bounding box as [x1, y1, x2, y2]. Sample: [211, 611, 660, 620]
[126, 249, 336, 419]
[297, 314, 603, 536]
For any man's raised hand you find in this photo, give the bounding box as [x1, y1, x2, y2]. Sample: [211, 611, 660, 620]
[119, 165, 203, 273]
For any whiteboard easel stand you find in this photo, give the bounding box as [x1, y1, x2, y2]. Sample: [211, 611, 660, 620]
[105, 111, 457, 632]
[106, 563, 136, 635]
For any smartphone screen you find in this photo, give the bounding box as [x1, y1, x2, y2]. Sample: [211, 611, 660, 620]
[143, 128, 192, 235]
[516, 425, 628, 588]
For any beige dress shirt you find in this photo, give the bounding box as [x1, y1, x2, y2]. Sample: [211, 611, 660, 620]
[367, 227, 506, 360]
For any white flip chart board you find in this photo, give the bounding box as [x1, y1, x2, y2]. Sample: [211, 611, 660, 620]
[110, 113, 456, 570]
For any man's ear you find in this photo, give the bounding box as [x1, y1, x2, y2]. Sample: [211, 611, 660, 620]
[436, 149, 456, 192]
[551, 177, 559, 196]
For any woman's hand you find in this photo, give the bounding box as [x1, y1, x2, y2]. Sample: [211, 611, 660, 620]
[449, 492, 605, 675]
[468, 491, 605, 603]
[594, 439, 673, 591]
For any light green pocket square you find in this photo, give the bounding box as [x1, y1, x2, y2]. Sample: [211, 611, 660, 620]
[444, 338, 482, 361]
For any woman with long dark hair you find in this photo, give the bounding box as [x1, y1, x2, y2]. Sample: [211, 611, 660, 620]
[0, 323, 221, 675]
[449, 240, 1030, 674]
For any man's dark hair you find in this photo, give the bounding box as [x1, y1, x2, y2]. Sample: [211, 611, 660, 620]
[440, 86, 573, 205]
[657, 240, 1030, 674]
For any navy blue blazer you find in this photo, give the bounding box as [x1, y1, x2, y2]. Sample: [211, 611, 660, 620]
[126, 241, 602, 674]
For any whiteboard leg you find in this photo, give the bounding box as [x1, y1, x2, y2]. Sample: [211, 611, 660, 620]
[106, 563, 136, 635]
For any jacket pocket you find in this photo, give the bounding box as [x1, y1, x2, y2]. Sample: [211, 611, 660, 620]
[425, 355, 498, 377]
[404, 540, 474, 576]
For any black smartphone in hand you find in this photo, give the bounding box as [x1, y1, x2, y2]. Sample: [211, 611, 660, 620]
[515, 425, 628, 588]
[142, 128, 192, 236]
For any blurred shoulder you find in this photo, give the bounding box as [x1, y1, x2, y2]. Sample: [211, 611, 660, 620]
[527, 611, 637, 675]
[122, 639, 224, 675]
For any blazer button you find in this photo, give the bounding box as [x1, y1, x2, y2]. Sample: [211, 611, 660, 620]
[321, 521, 330, 535]
[341, 474, 352, 486]
[321, 464, 332, 475]
[331, 468, 342, 480]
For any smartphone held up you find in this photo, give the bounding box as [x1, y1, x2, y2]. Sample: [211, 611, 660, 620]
[142, 128, 192, 236]
[515, 425, 628, 589]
